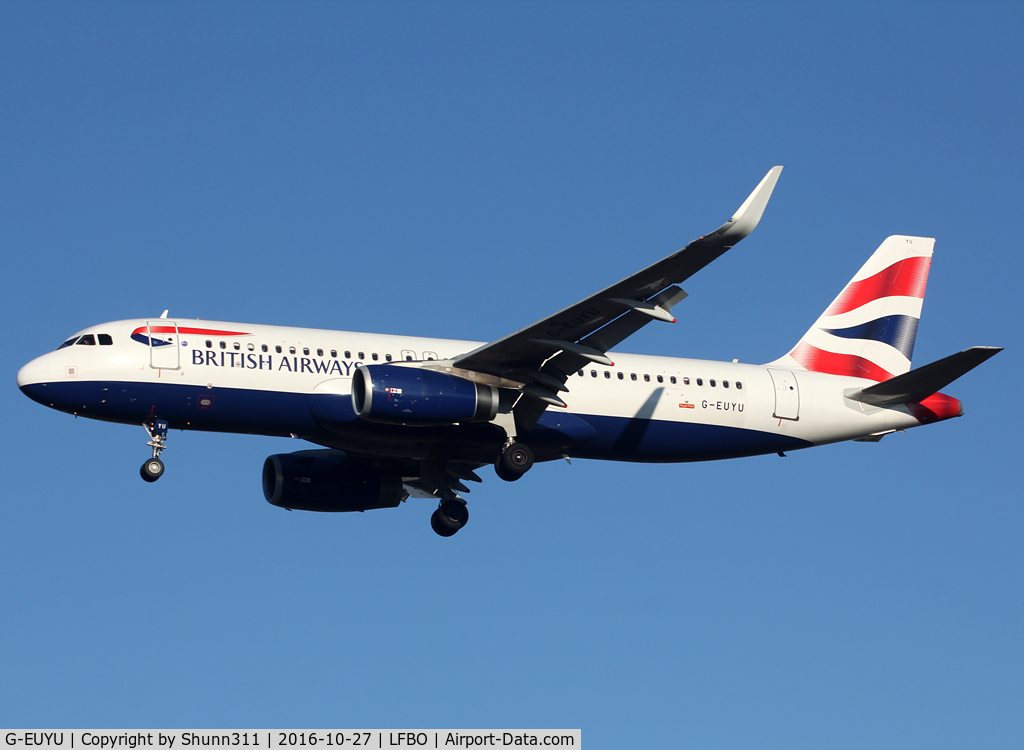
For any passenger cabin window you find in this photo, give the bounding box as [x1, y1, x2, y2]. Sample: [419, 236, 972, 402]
[262, 344, 268, 352]
[317, 348, 323, 357]
[58, 337, 78, 350]
[617, 372, 624, 380]
[219, 341, 226, 350]
[656, 375, 663, 383]
[591, 370, 597, 377]
[275, 345, 282, 353]
[372, 353, 379, 361]
[630, 373, 637, 381]
[330, 350, 337, 358]
[723, 380, 729, 388]
[358, 352, 365, 360]
[234, 342, 240, 350]
[604, 371, 611, 379]
[206, 340, 213, 348]
[670, 376, 677, 384]
[77, 335, 96, 346]
[385, 354, 392, 362]
[98, 334, 113, 346]
[345, 351, 351, 359]
[736, 382, 743, 390]
[578, 370, 584, 377]
[644, 374, 650, 382]
[303, 347, 309, 355]
[289, 346, 296, 355]
[247, 343, 254, 351]
[696, 378, 703, 386]
[683, 377, 690, 385]
[710, 379, 716, 387]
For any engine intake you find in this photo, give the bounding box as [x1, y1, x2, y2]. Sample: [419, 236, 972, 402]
[351, 364, 499, 426]
[262, 450, 404, 512]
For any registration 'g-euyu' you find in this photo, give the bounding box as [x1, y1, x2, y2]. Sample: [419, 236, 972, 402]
[18, 168, 1001, 536]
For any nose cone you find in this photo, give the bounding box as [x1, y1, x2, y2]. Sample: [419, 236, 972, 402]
[18, 355, 50, 387]
[17, 354, 52, 404]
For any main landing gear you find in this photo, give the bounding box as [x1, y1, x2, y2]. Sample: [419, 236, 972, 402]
[431, 498, 469, 537]
[421, 460, 474, 538]
[495, 441, 534, 482]
[427, 441, 532, 536]
[140, 419, 169, 483]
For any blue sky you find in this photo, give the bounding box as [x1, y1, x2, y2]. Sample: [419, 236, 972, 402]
[2, 2, 1022, 746]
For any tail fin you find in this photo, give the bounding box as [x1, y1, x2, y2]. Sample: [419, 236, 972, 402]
[769, 235, 934, 381]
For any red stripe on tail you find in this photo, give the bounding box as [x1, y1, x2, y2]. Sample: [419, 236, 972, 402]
[825, 256, 931, 316]
[790, 341, 894, 381]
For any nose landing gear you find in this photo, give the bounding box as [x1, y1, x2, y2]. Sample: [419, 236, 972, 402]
[141, 457, 164, 482]
[140, 419, 169, 483]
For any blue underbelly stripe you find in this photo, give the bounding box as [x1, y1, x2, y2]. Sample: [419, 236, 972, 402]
[20, 380, 813, 464]
[571, 413, 812, 462]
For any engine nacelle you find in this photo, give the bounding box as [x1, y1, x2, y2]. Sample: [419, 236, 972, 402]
[351, 364, 499, 426]
[262, 450, 404, 512]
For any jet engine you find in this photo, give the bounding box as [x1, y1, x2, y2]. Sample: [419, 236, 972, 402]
[262, 450, 404, 512]
[351, 364, 499, 426]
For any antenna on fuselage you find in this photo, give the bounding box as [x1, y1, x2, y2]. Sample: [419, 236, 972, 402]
[159, 310, 168, 318]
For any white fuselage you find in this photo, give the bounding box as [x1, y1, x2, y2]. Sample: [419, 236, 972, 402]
[18, 318, 955, 465]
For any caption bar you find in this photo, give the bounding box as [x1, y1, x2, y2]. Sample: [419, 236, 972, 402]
[3, 732, 579, 749]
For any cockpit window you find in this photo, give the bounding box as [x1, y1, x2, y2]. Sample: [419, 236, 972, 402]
[57, 337, 79, 350]
[98, 334, 113, 346]
[76, 334, 96, 346]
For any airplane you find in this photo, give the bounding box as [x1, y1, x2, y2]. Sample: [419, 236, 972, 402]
[17, 167, 1002, 536]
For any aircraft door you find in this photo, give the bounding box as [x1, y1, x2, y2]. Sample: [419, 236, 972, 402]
[147, 321, 180, 370]
[768, 369, 799, 420]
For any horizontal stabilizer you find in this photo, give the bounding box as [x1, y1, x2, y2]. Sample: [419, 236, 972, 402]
[847, 346, 1002, 406]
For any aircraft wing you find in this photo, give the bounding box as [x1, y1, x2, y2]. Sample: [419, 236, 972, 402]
[452, 166, 783, 425]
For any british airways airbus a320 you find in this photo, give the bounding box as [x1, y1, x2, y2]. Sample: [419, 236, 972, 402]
[18, 168, 1001, 536]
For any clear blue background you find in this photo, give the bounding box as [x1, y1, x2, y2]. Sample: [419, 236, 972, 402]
[2, 2, 1021, 746]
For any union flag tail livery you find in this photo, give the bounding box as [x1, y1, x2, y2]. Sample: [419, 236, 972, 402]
[17, 168, 1002, 537]
[772, 235, 933, 382]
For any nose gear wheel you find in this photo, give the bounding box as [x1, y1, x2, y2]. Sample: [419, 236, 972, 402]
[141, 457, 164, 482]
[140, 419, 169, 482]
